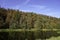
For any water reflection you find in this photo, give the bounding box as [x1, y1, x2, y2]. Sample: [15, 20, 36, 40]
[0, 31, 60, 40]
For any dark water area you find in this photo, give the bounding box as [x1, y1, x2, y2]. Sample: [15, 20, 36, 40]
[0, 32, 9, 40]
[0, 31, 60, 40]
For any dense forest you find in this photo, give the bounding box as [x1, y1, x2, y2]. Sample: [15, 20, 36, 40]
[0, 7, 60, 40]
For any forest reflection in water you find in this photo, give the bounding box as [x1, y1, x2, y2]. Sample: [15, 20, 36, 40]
[0, 30, 60, 40]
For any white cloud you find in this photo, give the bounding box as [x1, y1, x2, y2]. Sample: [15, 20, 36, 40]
[44, 12, 60, 18]
[20, 9, 32, 12]
[28, 5, 51, 12]
[22, 0, 30, 5]
[30, 5, 46, 9]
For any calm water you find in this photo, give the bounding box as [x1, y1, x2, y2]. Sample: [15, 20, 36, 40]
[0, 31, 60, 40]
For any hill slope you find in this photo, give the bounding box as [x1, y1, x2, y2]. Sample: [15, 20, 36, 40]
[0, 7, 60, 29]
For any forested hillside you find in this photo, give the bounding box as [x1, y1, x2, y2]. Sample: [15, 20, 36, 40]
[0, 7, 60, 29]
[0, 7, 60, 40]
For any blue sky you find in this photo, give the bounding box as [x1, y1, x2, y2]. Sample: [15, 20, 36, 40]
[0, 0, 60, 18]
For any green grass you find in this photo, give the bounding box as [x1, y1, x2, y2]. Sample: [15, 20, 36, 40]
[46, 36, 60, 40]
[0, 29, 60, 32]
[0, 29, 60, 40]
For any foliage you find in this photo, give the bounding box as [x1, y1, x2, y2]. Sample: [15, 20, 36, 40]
[0, 7, 60, 40]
